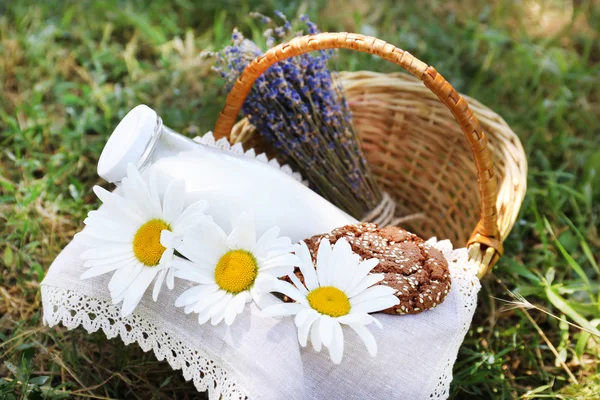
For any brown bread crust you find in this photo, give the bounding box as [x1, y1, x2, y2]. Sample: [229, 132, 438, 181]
[288, 223, 451, 315]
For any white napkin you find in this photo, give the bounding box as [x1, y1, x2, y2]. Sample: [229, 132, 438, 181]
[41, 237, 480, 400]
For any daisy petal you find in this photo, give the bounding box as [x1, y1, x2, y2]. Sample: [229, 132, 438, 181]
[197, 307, 212, 325]
[337, 312, 379, 326]
[310, 318, 323, 352]
[123, 164, 157, 218]
[230, 212, 256, 250]
[192, 290, 226, 314]
[238, 291, 251, 309]
[319, 315, 334, 347]
[78, 227, 134, 245]
[173, 259, 216, 284]
[347, 275, 389, 299]
[111, 265, 147, 302]
[175, 199, 208, 225]
[224, 292, 248, 325]
[152, 269, 167, 301]
[112, 289, 127, 305]
[296, 242, 318, 291]
[81, 245, 131, 260]
[270, 235, 293, 246]
[75, 232, 115, 248]
[83, 213, 137, 237]
[287, 272, 309, 296]
[258, 265, 293, 279]
[92, 186, 142, 223]
[336, 253, 361, 292]
[347, 258, 380, 292]
[162, 179, 185, 223]
[80, 258, 136, 280]
[316, 239, 332, 286]
[265, 238, 294, 256]
[172, 213, 211, 233]
[159, 230, 176, 249]
[259, 253, 300, 270]
[328, 320, 344, 364]
[147, 167, 163, 217]
[295, 307, 317, 328]
[83, 253, 136, 269]
[349, 323, 378, 357]
[108, 263, 141, 294]
[180, 222, 228, 266]
[296, 309, 320, 347]
[349, 296, 400, 314]
[349, 284, 396, 305]
[261, 302, 304, 318]
[252, 226, 280, 256]
[175, 284, 219, 307]
[210, 293, 233, 326]
[166, 266, 175, 289]
[223, 301, 238, 326]
[120, 268, 158, 317]
[328, 239, 352, 285]
[261, 279, 307, 305]
[372, 316, 383, 329]
[250, 287, 280, 309]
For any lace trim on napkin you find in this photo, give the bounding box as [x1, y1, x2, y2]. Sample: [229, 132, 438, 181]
[41, 238, 479, 400]
[424, 238, 481, 399]
[41, 285, 247, 400]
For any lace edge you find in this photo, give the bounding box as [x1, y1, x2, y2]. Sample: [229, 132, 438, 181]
[40, 285, 248, 400]
[423, 238, 482, 399]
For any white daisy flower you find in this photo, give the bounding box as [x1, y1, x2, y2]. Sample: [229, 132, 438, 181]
[77, 164, 209, 317]
[174, 212, 299, 326]
[261, 238, 400, 364]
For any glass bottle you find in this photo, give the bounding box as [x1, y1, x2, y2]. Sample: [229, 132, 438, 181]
[97, 105, 357, 241]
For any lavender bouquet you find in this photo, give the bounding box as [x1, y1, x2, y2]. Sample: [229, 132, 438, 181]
[214, 12, 383, 220]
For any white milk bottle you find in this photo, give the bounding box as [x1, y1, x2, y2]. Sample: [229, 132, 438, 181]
[97, 105, 356, 241]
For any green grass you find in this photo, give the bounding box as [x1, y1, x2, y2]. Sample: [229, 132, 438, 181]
[1, 0, 599, 398]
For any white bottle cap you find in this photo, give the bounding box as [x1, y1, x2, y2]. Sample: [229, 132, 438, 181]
[98, 104, 158, 183]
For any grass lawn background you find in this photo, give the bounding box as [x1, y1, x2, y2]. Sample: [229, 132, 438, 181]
[1, 0, 599, 398]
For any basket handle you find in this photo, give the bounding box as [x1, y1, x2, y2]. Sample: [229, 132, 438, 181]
[213, 32, 503, 276]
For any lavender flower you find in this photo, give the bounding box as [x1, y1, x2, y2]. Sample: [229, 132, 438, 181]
[215, 13, 382, 219]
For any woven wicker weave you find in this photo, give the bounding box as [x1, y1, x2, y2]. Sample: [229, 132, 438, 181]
[213, 33, 527, 278]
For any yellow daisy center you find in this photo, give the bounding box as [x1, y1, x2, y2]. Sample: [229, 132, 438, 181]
[132, 219, 171, 266]
[307, 286, 351, 317]
[214, 250, 258, 294]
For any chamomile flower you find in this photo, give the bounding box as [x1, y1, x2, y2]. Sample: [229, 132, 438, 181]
[77, 164, 209, 317]
[261, 238, 400, 364]
[174, 213, 299, 326]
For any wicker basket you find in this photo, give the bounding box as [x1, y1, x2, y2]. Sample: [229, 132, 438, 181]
[213, 33, 527, 279]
